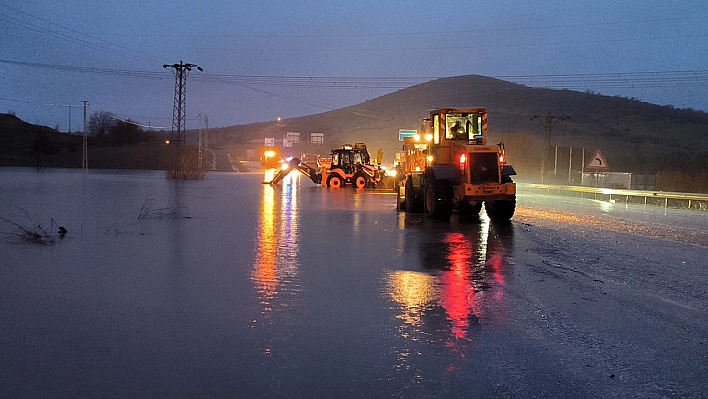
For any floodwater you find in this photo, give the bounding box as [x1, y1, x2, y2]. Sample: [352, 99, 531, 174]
[0, 168, 516, 398]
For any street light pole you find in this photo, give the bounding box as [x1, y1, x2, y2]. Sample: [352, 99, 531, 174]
[163, 60, 203, 179]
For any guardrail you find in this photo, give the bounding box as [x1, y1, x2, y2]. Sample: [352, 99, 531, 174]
[519, 183, 708, 211]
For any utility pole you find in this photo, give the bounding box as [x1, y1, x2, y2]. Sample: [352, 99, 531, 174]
[204, 115, 209, 151]
[531, 112, 569, 183]
[163, 61, 202, 179]
[82, 100, 89, 171]
[197, 114, 203, 172]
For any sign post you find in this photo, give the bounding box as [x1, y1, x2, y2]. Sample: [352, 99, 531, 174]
[586, 149, 609, 187]
[399, 129, 417, 141]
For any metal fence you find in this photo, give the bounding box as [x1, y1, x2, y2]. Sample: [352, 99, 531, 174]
[520, 183, 708, 211]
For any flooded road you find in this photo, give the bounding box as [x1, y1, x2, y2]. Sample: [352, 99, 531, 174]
[1, 169, 707, 398]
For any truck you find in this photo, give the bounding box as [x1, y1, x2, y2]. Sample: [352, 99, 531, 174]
[266, 143, 387, 188]
[259, 147, 282, 169]
[394, 132, 431, 210]
[395, 108, 516, 221]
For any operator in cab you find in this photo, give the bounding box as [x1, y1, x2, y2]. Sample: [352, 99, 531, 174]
[449, 120, 467, 140]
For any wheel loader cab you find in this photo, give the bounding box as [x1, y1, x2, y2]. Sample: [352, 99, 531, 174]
[443, 111, 486, 144]
[331, 144, 371, 173]
[425, 109, 487, 168]
[330, 151, 350, 174]
[352, 151, 365, 166]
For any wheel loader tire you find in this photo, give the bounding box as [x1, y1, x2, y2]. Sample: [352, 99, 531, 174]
[353, 173, 368, 189]
[405, 177, 423, 213]
[485, 198, 516, 221]
[396, 187, 405, 211]
[424, 180, 453, 221]
[327, 174, 344, 188]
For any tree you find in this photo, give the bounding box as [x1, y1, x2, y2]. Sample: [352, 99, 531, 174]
[88, 111, 115, 139]
[110, 120, 144, 146]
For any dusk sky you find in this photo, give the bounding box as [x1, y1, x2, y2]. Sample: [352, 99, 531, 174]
[2, 0, 708, 131]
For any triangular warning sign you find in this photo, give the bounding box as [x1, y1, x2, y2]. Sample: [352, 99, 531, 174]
[586, 150, 609, 170]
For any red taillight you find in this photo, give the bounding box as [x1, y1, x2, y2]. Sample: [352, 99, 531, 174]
[499, 154, 506, 164]
[459, 153, 466, 171]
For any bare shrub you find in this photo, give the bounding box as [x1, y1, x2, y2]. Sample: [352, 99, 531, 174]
[0, 204, 65, 245]
[138, 198, 191, 220]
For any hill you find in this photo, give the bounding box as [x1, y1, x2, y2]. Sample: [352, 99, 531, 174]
[0, 113, 81, 168]
[206, 75, 708, 179]
[4, 75, 708, 191]
[0, 113, 175, 170]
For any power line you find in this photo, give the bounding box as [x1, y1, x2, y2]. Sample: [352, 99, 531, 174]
[0, 94, 204, 126]
[199, 71, 337, 111]
[0, 4, 159, 63]
[100, 15, 708, 39]
[4, 3, 706, 61]
[129, 32, 708, 54]
[0, 97, 31, 104]
[107, 113, 169, 130]
[4, 58, 708, 90]
[4, 58, 708, 124]
[498, 71, 708, 90]
[0, 59, 168, 79]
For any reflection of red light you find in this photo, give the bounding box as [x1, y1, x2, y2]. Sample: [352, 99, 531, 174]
[440, 233, 473, 339]
[487, 253, 504, 286]
[487, 252, 505, 302]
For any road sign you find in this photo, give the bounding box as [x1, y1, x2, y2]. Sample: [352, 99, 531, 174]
[586, 149, 609, 170]
[264, 137, 275, 147]
[399, 129, 417, 141]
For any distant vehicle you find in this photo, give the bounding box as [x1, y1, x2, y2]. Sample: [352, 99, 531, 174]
[265, 143, 388, 188]
[396, 108, 516, 220]
[260, 148, 282, 169]
[322, 143, 382, 188]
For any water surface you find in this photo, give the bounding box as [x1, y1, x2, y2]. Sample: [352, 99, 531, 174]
[0, 168, 514, 398]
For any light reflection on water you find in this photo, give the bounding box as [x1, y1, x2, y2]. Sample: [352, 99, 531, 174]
[386, 214, 513, 375]
[252, 171, 516, 388]
[251, 170, 302, 327]
[0, 169, 518, 397]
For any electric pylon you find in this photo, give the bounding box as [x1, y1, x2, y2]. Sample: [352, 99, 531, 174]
[163, 61, 202, 179]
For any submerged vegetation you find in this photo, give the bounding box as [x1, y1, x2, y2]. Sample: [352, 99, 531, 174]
[0, 202, 65, 245]
[137, 198, 191, 220]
